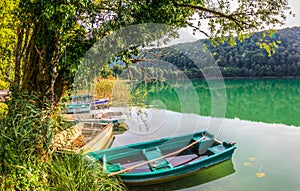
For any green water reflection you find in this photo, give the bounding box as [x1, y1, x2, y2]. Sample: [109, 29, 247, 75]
[143, 78, 300, 126]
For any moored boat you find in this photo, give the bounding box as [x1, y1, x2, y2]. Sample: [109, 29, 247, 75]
[87, 130, 236, 185]
[80, 118, 126, 124]
[91, 98, 110, 109]
[76, 112, 126, 124]
[51, 123, 114, 153]
[64, 94, 111, 113]
[66, 103, 91, 114]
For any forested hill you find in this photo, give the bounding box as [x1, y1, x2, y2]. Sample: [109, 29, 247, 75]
[138, 27, 300, 79]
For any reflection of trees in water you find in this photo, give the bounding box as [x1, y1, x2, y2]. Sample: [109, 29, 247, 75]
[135, 79, 300, 126]
[129, 107, 151, 132]
[225, 79, 300, 126]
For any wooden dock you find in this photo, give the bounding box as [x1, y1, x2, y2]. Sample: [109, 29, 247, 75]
[0, 90, 10, 102]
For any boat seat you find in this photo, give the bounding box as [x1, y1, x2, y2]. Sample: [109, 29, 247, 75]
[106, 163, 122, 172]
[102, 154, 122, 173]
[142, 147, 172, 171]
[208, 145, 227, 153]
[193, 133, 215, 155]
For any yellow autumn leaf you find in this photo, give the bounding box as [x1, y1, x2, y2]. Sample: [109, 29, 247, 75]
[256, 172, 266, 178]
[243, 162, 252, 167]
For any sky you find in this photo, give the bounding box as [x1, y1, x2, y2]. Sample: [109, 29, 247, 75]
[285, 0, 300, 28]
[175, 0, 300, 43]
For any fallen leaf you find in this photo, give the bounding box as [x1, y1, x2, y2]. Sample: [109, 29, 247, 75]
[256, 172, 266, 178]
[243, 162, 252, 167]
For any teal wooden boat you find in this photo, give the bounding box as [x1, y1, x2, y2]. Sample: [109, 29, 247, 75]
[66, 103, 91, 114]
[80, 118, 126, 124]
[87, 130, 236, 185]
[65, 94, 93, 114]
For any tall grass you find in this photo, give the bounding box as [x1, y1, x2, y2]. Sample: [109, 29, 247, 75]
[0, 94, 53, 190]
[95, 77, 131, 107]
[94, 77, 149, 107]
[48, 153, 126, 191]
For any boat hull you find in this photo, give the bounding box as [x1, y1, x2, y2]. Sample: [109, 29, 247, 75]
[120, 146, 235, 185]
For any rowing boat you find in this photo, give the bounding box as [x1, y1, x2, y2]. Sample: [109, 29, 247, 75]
[91, 98, 110, 109]
[66, 103, 91, 114]
[80, 118, 126, 124]
[51, 123, 114, 153]
[76, 112, 126, 124]
[87, 130, 236, 185]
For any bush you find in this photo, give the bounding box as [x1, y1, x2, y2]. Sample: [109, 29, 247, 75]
[0, 103, 8, 119]
[0, 80, 8, 90]
[0, 161, 48, 191]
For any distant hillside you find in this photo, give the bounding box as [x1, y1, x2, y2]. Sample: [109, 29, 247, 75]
[207, 26, 300, 77]
[133, 27, 300, 79]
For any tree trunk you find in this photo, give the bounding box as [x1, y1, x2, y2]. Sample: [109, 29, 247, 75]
[21, 25, 56, 107]
[14, 24, 24, 89]
[48, 30, 61, 108]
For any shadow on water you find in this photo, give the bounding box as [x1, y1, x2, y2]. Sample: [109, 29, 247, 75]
[128, 159, 235, 191]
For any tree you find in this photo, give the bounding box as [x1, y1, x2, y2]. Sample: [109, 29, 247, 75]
[8, 0, 291, 107]
[0, 0, 18, 83]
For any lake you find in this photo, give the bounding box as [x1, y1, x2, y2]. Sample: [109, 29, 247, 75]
[110, 78, 300, 191]
[143, 78, 300, 127]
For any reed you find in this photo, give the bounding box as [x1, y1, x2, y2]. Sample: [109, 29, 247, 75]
[95, 77, 131, 107]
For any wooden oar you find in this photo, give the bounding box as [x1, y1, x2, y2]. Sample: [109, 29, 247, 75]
[108, 134, 206, 177]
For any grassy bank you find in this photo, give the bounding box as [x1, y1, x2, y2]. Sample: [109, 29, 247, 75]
[0, 94, 127, 191]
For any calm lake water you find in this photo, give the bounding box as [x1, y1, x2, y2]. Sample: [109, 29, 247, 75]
[110, 78, 300, 191]
[143, 78, 300, 127]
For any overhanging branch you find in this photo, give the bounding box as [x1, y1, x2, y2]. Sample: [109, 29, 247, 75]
[176, 3, 248, 30]
[185, 22, 209, 37]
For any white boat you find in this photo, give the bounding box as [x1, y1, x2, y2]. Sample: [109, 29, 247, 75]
[51, 123, 114, 153]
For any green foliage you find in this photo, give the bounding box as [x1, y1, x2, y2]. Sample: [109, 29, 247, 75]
[0, 80, 9, 90]
[0, 94, 53, 163]
[136, 27, 300, 79]
[100, 64, 114, 79]
[210, 27, 300, 77]
[0, 94, 53, 190]
[0, 103, 8, 120]
[48, 153, 127, 191]
[0, 161, 49, 191]
[0, 0, 18, 82]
